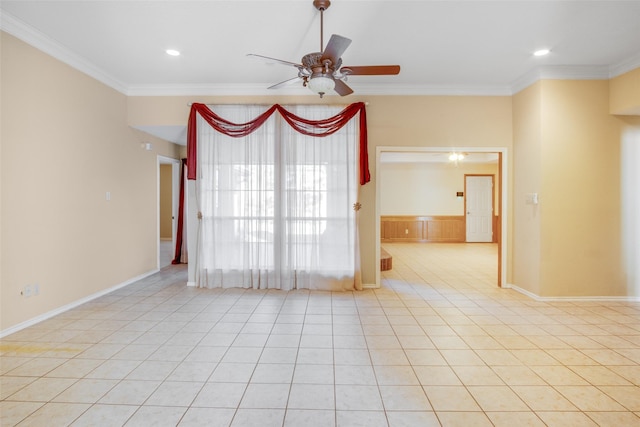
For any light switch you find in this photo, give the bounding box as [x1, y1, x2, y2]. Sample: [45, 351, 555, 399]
[106, 191, 111, 201]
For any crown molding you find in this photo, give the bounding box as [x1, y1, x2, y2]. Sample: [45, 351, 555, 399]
[125, 82, 513, 97]
[609, 50, 640, 78]
[3, 10, 639, 98]
[0, 11, 128, 94]
[511, 65, 610, 94]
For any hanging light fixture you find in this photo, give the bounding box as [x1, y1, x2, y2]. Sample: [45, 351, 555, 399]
[308, 74, 335, 98]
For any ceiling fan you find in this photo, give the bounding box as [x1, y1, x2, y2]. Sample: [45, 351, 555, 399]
[248, 0, 400, 98]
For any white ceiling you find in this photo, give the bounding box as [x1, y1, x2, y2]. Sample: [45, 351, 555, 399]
[3, 0, 640, 99]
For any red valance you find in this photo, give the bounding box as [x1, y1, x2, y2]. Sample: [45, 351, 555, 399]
[186, 102, 370, 185]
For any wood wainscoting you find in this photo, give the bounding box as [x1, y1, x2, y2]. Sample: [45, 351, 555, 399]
[381, 215, 499, 243]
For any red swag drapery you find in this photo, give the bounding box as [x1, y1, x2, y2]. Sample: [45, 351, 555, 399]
[186, 102, 370, 185]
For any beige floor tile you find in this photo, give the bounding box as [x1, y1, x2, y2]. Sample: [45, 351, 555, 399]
[5, 377, 77, 402]
[373, 365, 420, 385]
[467, 385, 531, 411]
[0, 401, 44, 426]
[439, 349, 486, 366]
[379, 385, 432, 411]
[423, 385, 481, 411]
[146, 381, 204, 406]
[403, 349, 447, 366]
[436, 411, 493, 427]
[569, 365, 633, 385]
[177, 407, 236, 427]
[192, 382, 247, 408]
[124, 405, 187, 427]
[585, 411, 640, 426]
[0, 376, 37, 400]
[555, 385, 627, 411]
[292, 364, 334, 384]
[335, 385, 384, 411]
[98, 379, 160, 405]
[536, 411, 598, 427]
[288, 384, 335, 410]
[413, 365, 461, 386]
[240, 383, 290, 409]
[283, 409, 336, 427]
[335, 364, 377, 385]
[18, 402, 90, 427]
[531, 365, 590, 385]
[386, 411, 440, 427]
[453, 365, 504, 385]
[52, 378, 118, 403]
[70, 403, 137, 427]
[486, 411, 546, 427]
[336, 410, 387, 427]
[490, 365, 547, 386]
[511, 385, 578, 411]
[474, 349, 523, 366]
[597, 385, 640, 411]
[370, 349, 410, 365]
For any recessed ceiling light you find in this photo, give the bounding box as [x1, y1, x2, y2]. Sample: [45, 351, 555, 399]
[534, 49, 551, 57]
[166, 49, 180, 56]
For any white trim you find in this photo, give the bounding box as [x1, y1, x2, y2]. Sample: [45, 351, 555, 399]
[511, 65, 610, 94]
[362, 283, 377, 290]
[609, 50, 640, 78]
[375, 146, 508, 289]
[125, 83, 513, 97]
[0, 269, 159, 339]
[187, 281, 197, 287]
[505, 283, 640, 302]
[0, 11, 128, 94]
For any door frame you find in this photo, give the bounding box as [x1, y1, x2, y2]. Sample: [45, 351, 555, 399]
[157, 155, 180, 269]
[464, 174, 495, 243]
[375, 146, 508, 287]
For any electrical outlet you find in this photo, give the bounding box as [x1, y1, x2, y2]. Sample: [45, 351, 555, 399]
[22, 285, 32, 297]
[34, 284, 40, 296]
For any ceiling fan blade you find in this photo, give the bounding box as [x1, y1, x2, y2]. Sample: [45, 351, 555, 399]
[247, 54, 302, 68]
[333, 79, 354, 96]
[340, 65, 401, 75]
[268, 76, 303, 90]
[322, 34, 352, 64]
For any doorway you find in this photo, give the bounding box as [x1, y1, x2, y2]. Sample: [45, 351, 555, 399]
[158, 156, 180, 269]
[376, 147, 507, 288]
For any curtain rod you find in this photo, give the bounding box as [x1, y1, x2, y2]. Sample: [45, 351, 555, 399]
[187, 102, 369, 107]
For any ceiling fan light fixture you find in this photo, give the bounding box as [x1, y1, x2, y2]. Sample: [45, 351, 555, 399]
[308, 74, 335, 97]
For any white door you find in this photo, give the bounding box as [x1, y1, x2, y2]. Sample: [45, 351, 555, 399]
[465, 175, 493, 242]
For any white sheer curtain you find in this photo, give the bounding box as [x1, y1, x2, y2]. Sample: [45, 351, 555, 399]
[195, 104, 360, 291]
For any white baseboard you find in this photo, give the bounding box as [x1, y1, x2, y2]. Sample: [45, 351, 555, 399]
[362, 283, 378, 289]
[187, 281, 197, 287]
[0, 269, 159, 339]
[505, 283, 640, 302]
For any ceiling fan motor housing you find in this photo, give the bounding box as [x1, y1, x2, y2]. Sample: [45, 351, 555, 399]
[313, 0, 331, 11]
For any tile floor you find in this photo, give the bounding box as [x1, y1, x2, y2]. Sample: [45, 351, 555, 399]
[1, 242, 640, 426]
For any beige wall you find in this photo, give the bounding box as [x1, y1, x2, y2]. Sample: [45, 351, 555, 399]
[512, 82, 543, 295]
[380, 162, 499, 216]
[539, 80, 626, 296]
[1, 33, 181, 331]
[128, 95, 514, 286]
[159, 164, 173, 239]
[610, 67, 640, 115]
[513, 79, 630, 297]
